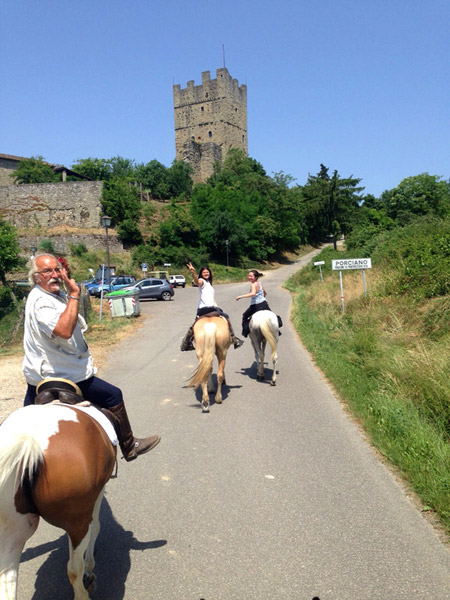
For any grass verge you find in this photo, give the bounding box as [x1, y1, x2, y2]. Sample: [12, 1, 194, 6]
[286, 256, 450, 537]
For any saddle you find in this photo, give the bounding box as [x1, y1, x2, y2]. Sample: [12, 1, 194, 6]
[35, 378, 89, 406]
[197, 310, 224, 320]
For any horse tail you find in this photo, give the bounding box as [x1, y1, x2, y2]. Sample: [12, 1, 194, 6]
[188, 321, 216, 389]
[259, 316, 278, 361]
[0, 431, 43, 497]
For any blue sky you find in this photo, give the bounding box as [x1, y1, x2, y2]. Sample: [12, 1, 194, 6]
[2, 0, 449, 197]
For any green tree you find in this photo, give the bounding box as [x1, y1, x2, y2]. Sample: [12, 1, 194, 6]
[382, 174, 450, 224]
[10, 156, 58, 184]
[101, 178, 142, 229]
[0, 219, 22, 287]
[301, 164, 364, 245]
[72, 156, 136, 182]
[167, 160, 193, 199]
[71, 157, 113, 181]
[135, 160, 170, 199]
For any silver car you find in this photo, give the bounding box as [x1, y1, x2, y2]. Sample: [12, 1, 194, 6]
[126, 278, 174, 301]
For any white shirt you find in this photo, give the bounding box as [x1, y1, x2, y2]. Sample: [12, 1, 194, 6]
[197, 279, 216, 309]
[23, 285, 96, 386]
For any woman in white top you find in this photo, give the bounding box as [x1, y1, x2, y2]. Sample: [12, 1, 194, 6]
[236, 269, 282, 337]
[180, 263, 243, 351]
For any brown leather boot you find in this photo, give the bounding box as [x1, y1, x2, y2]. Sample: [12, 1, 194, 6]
[106, 402, 160, 461]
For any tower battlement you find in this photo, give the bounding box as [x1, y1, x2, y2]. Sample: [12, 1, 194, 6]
[173, 67, 247, 182]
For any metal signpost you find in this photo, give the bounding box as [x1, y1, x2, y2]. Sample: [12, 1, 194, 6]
[331, 258, 372, 313]
[314, 260, 325, 281]
[141, 263, 148, 276]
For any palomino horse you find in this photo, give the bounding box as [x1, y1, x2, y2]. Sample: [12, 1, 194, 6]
[187, 315, 231, 412]
[0, 402, 117, 599]
[249, 310, 280, 386]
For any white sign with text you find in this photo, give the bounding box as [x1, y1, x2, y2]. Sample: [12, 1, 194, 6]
[332, 258, 372, 270]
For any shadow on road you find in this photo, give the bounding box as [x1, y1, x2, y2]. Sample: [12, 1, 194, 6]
[21, 497, 166, 599]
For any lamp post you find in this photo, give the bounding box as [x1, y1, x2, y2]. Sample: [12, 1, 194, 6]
[225, 239, 229, 279]
[101, 215, 112, 292]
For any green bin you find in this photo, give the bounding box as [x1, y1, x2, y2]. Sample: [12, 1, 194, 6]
[106, 290, 140, 318]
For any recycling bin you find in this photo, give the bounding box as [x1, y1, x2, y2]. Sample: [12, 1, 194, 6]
[106, 290, 140, 318]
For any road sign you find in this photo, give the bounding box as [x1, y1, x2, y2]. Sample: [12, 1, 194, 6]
[314, 261, 325, 266]
[141, 263, 148, 271]
[332, 258, 372, 270]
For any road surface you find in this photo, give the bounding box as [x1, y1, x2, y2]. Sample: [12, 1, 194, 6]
[18, 251, 450, 599]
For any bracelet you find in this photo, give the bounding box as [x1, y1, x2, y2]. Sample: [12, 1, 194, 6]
[68, 296, 80, 301]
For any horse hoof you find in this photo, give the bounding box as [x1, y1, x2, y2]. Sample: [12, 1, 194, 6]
[215, 398, 222, 404]
[257, 374, 264, 381]
[202, 403, 210, 413]
[271, 381, 276, 386]
[83, 573, 96, 593]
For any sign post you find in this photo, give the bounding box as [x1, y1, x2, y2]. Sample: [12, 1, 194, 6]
[141, 263, 148, 276]
[314, 260, 325, 282]
[331, 258, 372, 313]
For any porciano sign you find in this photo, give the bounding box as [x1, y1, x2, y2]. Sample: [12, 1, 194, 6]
[331, 258, 372, 270]
[331, 258, 372, 313]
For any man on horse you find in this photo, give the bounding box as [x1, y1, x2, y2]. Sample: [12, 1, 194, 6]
[22, 253, 161, 461]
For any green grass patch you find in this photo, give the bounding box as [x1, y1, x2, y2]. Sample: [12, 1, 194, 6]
[288, 264, 450, 534]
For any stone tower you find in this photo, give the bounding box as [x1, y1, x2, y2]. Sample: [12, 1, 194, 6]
[173, 68, 247, 183]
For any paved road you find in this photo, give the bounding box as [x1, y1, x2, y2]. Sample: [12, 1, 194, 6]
[18, 250, 450, 599]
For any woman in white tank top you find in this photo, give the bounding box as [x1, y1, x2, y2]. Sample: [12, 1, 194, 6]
[180, 263, 243, 351]
[236, 269, 282, 337]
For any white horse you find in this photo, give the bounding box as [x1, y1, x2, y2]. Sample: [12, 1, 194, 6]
[249, 310, 280, 386]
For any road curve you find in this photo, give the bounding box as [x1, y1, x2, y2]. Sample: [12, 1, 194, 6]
[18, 250, 450, 599]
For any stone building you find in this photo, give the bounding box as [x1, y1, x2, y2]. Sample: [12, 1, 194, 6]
[173, 68, 247, 182]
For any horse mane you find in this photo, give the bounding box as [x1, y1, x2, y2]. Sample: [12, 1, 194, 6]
[187, 321, 217, 389]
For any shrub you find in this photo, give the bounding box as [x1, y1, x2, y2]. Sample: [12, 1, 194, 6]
[69, 242, 88, 256]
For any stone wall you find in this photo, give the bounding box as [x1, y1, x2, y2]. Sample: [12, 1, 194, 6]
[173, 67, 247, 181]
[181, 141, 223, 184]
[0, 181, 103, 229]
[19, 231, 124, 256]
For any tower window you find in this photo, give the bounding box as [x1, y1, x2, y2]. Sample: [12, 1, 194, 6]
[201, 106, 204, 112]
[208, 131, 212, 138]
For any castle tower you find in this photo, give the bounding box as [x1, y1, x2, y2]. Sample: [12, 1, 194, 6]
[173, 68, 247, 183]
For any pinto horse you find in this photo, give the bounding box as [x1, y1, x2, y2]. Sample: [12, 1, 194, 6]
[0, 402, 117, 600]
[249, 310, 280, 386]
[187, 315, 231, 412]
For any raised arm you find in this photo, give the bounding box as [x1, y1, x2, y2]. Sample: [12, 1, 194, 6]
[186, 262, 202, 287]
[236, 281, 258, 301]
[53, 269, 81, 339]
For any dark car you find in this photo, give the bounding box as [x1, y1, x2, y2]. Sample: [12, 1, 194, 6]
[125, 278, 174, 301]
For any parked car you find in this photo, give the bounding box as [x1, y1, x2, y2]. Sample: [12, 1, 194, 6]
[121, 278, 174, 301]
[90, 276, 136, 297]
[169, 274, 186, 288]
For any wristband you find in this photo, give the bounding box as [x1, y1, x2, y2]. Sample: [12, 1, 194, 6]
[69, 296, 80, 301]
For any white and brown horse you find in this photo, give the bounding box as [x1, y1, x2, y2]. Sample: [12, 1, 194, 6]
[0, 403, 117, 599]
[249, 310, 280, 386]
[187, 315, 231, 412]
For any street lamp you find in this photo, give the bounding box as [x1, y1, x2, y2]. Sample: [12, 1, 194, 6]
[101, 215, 112, 292]
[225, 239, 229, 279]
